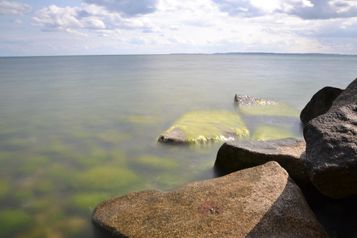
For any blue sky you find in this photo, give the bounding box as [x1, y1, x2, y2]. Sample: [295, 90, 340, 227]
[1, 0, 357, 56]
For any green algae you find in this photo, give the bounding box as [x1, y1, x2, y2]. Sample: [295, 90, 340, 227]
[252, 124, 295, 141]
[133, 155, 178, 170]
[239, 103, 299, 117]
[0, 180, 9, 199]
[126, 115, 160, 125]
[69, 192, 109, 212]
[0, 210, 32, 237]
[74, 166, 140, 191]
[161, 110, 249, 143]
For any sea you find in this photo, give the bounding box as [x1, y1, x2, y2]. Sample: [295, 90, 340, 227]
[0, 54, 356, 237]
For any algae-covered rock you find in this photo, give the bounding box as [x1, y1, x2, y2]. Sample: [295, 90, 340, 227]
[0, 210, 32, 237]
[133, 155, 178, 170]
[158, 110, 249, 144]
[252, 124, 296, 141]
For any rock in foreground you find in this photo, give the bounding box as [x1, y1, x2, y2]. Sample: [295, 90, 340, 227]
[158, 110, 249, 144]
[215, 138, 308, 185]
[304, 78, 357, 198]
[300, 86, 342, 125]
[92, 162, 327, 238]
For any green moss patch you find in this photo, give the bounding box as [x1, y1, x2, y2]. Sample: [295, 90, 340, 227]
[252, 125, 295, 141]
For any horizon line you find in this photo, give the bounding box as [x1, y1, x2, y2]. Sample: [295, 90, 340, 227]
[1, 51, 357, 58]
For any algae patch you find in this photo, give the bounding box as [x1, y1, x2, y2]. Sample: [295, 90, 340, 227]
[133, 155, 178, 170]
[239, 103, 299, 117]
[0, 210, 32, 237]
[159, 110, 249, 144]
[252, 124, 295, 141]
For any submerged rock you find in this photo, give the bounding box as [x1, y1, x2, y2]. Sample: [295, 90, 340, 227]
[304, 78, 357, 198]
[158, 110, 249, 144]
[300, 86, 342, 125]
[215, 138, 308, 185]
[92, 162, 327, 238]
[252, 124, 296, 141]
[234, 95, 299, 117]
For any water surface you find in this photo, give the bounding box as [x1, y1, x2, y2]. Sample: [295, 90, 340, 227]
[0, 54, 356, 237]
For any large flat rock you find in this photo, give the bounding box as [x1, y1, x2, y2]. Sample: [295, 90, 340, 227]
[92, 162, 327, 238]
[304, 78, 357, 198]
[215, 138, 308, 185]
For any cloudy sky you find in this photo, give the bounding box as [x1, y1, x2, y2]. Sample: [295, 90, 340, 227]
[1, 0, 357, 56]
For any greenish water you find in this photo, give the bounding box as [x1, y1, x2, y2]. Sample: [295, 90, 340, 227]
[0, 54, 356, 237]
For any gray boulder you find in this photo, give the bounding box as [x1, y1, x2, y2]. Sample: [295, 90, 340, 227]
[215, 138, 308, 185]
[300, 87, 342, 125]
[93, 162, 327, 238]
[304, 78, 357, 198]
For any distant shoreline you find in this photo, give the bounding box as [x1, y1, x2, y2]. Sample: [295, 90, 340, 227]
[1, 52, 357, 58]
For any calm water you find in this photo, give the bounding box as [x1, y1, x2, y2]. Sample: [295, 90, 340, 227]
[0, 54, 356, 238]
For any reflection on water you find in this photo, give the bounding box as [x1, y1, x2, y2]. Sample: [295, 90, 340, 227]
[0, 54, 356, 237]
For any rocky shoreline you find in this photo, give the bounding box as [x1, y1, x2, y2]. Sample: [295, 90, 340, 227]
[92, 78, 357, 237]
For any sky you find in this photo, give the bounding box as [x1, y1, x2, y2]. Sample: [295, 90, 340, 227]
[1, 0, 357, 56]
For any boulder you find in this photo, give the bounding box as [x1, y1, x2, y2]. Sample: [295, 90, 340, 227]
[215, 138, 308, 185]
[304, 78, 357, 198]
[300, 87, 342, 125]
[158, 110, 249, 144]
[92, 162, 327, 238]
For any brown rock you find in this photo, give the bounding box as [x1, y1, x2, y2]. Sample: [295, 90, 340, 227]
[92, 162, 327, 238]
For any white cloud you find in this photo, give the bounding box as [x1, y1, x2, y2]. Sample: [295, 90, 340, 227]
[212, 0, 357, 19]
[0, 0, 31, 15]
[33, 4, 154, 33]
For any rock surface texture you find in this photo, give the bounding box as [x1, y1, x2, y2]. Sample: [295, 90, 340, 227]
[304, 78, 357, 198]
[92, 162, 327, 238]
[215, 138, 308, 185]
[300, 86, 342, 125]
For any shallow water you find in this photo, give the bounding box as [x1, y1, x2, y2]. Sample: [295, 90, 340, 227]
[0, 54, 356, 238]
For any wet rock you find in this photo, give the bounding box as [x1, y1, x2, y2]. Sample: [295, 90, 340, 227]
[92, 162, 327, 238]
[215, 138, 308, 185]
[304, 78, 357, 198]
[158, 110, 249, 144]
[300, 87, 342, 125]
[234, 94, 276, 106]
